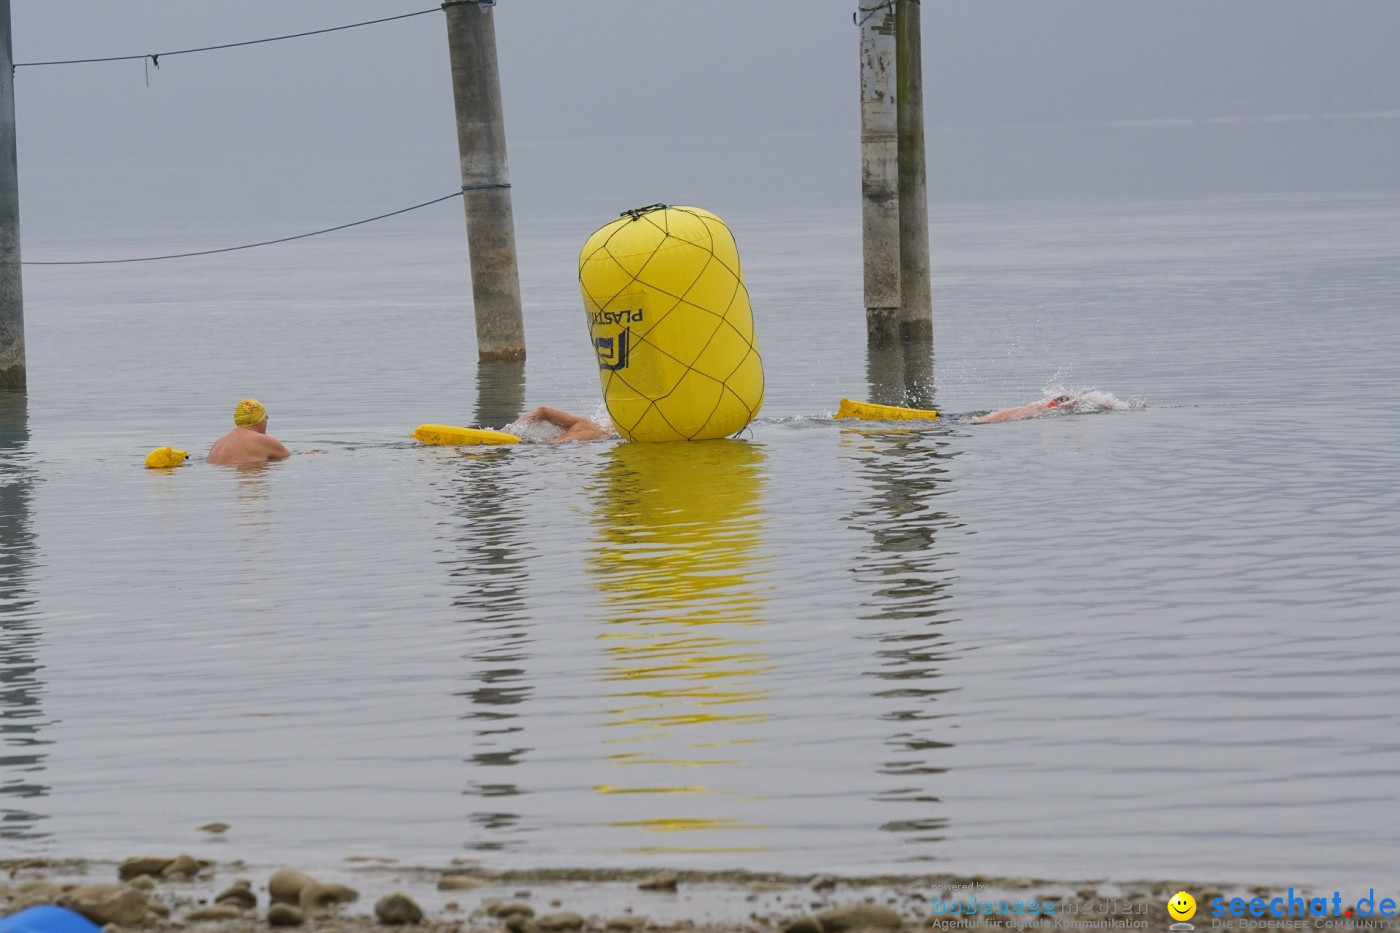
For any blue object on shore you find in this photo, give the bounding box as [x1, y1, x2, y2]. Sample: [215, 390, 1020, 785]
[0, 906, 104, 933]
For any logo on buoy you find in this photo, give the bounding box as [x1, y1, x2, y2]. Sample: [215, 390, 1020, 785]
[595, 329, 631, 371]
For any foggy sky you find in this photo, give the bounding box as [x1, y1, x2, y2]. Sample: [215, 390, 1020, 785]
[11, 1, 1400, 239]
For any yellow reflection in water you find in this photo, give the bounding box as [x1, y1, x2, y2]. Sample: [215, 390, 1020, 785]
[594, 784, 709, 795]
[586, 440, 770, 852]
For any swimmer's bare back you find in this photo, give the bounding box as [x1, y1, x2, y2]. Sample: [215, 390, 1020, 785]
[207, 427, 292, 465]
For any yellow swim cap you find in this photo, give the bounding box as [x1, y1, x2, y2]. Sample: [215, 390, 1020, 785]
[233, 398, 267, 426]
[145, 446, 189, 469]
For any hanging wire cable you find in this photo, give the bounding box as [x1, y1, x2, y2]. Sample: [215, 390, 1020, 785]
[854, 1, 897, 27]
[22, 191, 464, 266]
[14, 8, 441, 69]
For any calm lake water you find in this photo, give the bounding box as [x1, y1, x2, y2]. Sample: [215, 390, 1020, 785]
[4, 193, 1399, 888]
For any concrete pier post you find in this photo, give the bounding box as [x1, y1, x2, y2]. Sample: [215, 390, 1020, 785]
[858, 1, 901, 344]
[865, 340, 907, 407]
[473, 359, 525, 431]
[895, 0, 932, 344]
[443, 0, 525, 362]
[865, 324, 934, 409]
[0, 0, 25, 391]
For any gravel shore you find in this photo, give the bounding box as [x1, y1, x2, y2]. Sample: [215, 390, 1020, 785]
[2, 858, 1385, 933]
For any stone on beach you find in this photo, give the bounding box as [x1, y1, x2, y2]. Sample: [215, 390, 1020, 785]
[160, 854, 206, 880]
[638, 871, 680, 892]
[374, 892, 424, 925]
[300, 882, 360, 910]
[184, 904, 245, 922]
[505, 916, 537, 933]
[436, 875, 484, 892]
[537, 911, 585, 932]
[269, 868, 316, 904]
[1, 880, 67, 911]
[814, 904, 903, 931]
[117, 858, 173, 882]
[781, 918, 822, 933]
[213, 880, 257, 909]
[56, 883, 151, 927]
[268, 903, 306, 927]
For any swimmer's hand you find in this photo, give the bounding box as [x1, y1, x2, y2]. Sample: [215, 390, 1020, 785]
[522, 406, 573, 424]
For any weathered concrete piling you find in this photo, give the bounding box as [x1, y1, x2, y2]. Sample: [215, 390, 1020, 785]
[474, 359, 525, 431]
[443, 0, 526, 363]
[895, 0, 932, 343]
[858, 1, 901, 344]
[858, 0, 932, 354]
[0, 0, 25, 391]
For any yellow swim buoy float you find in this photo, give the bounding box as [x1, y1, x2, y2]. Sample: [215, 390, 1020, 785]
[412, 424, 520, 446]
[834, 398, 939, 422]
[144, 446, 189, 468]
[578, 204, 764, 443]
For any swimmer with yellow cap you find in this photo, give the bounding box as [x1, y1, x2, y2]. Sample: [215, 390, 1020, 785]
[207, 397, 291, 465]
[233, 398, 267, 427]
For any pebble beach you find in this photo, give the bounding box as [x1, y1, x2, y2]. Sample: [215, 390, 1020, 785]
[4, 856, 1386, 933]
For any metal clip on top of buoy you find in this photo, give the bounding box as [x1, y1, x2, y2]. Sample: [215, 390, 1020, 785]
[620, 204, 669, 222]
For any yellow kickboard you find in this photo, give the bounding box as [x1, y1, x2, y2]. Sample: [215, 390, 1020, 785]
[413, 424, 521, 446]
[835, 398, 940, 422]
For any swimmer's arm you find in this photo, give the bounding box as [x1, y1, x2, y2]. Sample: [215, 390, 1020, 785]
[525, 406, 592, 430]
[263, 437, 292, 460]
[520, 406, 610, 442]
[970, 402, 1048, 424]
[548, 419, 610, 443]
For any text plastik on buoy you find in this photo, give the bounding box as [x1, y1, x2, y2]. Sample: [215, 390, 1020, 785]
[579, 204, 764, 443]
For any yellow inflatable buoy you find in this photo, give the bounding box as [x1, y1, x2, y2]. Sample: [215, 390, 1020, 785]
[144, 446, 189, 468]
[834, 398, 939, 422]
[412, 424, 520, 446]
[578, 204, 763, 443]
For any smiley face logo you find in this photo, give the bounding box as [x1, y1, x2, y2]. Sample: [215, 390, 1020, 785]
[1168, 892, 1197, 922]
